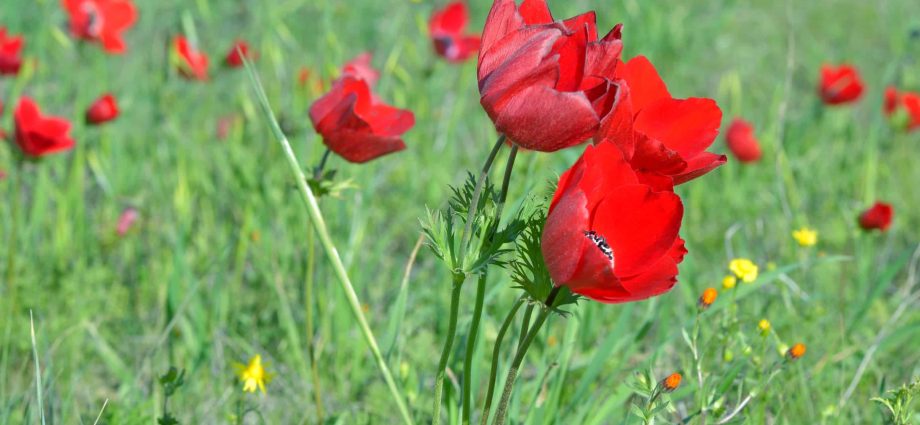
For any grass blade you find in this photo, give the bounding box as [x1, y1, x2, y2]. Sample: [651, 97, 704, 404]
[242, 55, 415, 425]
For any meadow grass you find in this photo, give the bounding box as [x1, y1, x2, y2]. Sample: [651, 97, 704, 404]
[1, 0, 919, 423]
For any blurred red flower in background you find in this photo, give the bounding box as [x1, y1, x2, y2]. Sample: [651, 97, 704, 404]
[225, 40, 254, 68]
[477, 0, 623, 152]
[0, 27, 24, 75]
[818, 64, 864, 105]
[429, 1, 480, 63]
[62, 0, 137, 54]
[597, 56, 725, 185]
[86, 93, 119, 125]
[173, 36, 209, 81]
[724, 118, 761, 163]
[14, 97, 76, 157]
[340, 53, 379, 86]
[308, 54, 415, 163]
[541, 142, 686, 303]
[883, 87, 920, 132]
[859, 202, 893, 232]
[117, 207, 139, 236]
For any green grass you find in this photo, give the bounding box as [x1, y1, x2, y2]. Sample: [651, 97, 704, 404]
[2, 0, 920, 423]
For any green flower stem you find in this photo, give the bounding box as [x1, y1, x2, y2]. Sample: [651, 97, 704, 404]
[480, 297, 525, 425]
[493, 287, 562, 425]
[433, 275, 464, 425]
[492, 144, 519, 228]
[461, 272, 488, 424]
[459, 135, 506, 257]
[244, 59, 414, 425]
[517, 304, 534, 352]
[462, 143, 520, 424]
[314, 148, 332, 179]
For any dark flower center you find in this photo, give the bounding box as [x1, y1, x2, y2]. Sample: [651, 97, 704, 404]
[584, 230, 613, 262]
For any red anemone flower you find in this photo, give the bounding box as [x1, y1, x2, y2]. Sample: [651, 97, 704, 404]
[85, 93, 119, 125]
[429, 1, 481, 63]
[340, 52, 379, 86]
[14, 97, 76, 157]
[597, 56, 725, 185]
[173, 36, 209, 81]
[541, 142, 686, 303]
[725, 118, 761, 163]
[308, 55, 415, 163]
[883, 87, 920, 132]
[818, 64, 864, 105]
[0, 27, 24, 75]
[859, 202, 893, 232]
[224, 40, 254, 68]
[478, 0, 624, 152]
[62, 0, 137, 54]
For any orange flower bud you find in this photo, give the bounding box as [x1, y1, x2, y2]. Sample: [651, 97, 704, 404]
[787, 343, 806, 360]
[698, 288, 718, 309]
[662, 373, 682, 392]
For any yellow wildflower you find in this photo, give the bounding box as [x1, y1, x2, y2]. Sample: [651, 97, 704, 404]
[235, 354, 272, 394]
[722, 275, 737, 290]
[792, 227, 818, 247]
[729, 258, 759, 283]
[758, 319, 771, 335]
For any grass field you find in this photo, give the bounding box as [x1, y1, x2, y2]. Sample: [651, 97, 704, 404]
[2, 0, 920, 423]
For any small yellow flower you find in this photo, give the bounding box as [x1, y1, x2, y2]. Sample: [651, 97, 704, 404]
[722, 275, 737, 290]
[235, 354, 272, 394]
[792, 227, 818, 247]
[729, 258, 759, 283]
[758, 319, 771, 335]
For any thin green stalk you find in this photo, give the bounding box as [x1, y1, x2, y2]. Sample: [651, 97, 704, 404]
[244, 59, 414, 425]
[314, 148, 332, 179]
[480, 297, 525, 425]
[463, 143, 520, 424]
[5, 159, 23, 314]
[29, 311, 45, 425]
[462, 273, 488, 424]
[433, 276, 464, 425]
[517, 304, 534, 352]
[493, 288, 562, 425]
[492, 144, 519, 227]
[459, 135, 506, 257]
[305, 224, 324, 422]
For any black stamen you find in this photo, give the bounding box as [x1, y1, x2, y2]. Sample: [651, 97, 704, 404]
[584, 230, 613, 261]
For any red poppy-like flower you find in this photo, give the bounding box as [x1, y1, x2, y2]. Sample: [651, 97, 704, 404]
[14, 97, 76, 157]
[883, 87, 920, 132]
[541, 142, 686, 303]
[429, 1, 480, 63]
[0, 27, 24, 75]
[85, 93, 119, 125]
[308, 55, 415, 163]
[818, 64, 864, 105]
[62, 0, 137, 54]
[173, 36, 209, 81]
[340, 52, 379, 86]
[477, 0, 624, 152]
[597, 56, 725, 185]
[224, 40, 254, 68]
[725, 118, 761, 163]
[859, 202, 893, 232]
